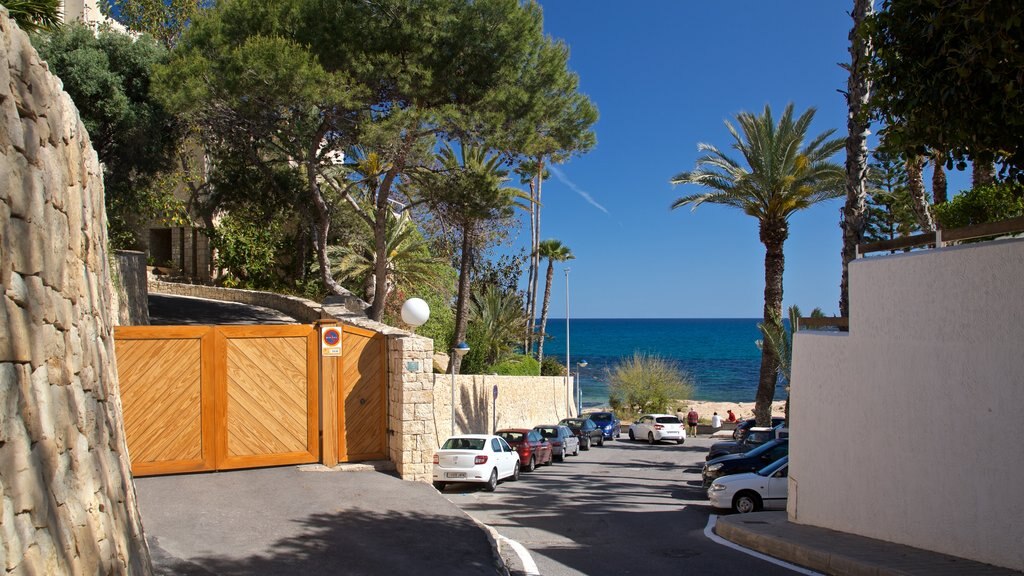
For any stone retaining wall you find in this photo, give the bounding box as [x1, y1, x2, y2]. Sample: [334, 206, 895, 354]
[1, 10, 150, 574]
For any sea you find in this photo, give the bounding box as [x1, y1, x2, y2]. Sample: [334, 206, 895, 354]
[540, 318, 766, 408]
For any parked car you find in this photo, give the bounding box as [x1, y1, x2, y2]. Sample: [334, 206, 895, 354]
[707, 425, 780, 460]
[432, 434, 520, 492]
[587, 411, 621, 440]
[628, 414, 686, 444]
[533, 425, 579, 461]
[496, 428, 553, 471]
[702, 439, 789, 486]
[732, 417, 786, 440]
[559, 418, 605, 450]
[707, 456, 789, 514]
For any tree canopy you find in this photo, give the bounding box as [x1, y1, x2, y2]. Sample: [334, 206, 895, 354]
[866, 0, 1024, 176]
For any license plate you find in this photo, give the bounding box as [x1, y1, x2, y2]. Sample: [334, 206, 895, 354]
[446, 472, 466, 479]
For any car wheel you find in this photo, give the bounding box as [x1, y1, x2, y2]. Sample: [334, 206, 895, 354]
[733, 491, 762, 514]
[582, 437, 590, 451]
[526, 456, 536, 472]
[628, 429, 635, 441]
[648, 432, 655, 445]
[677, 439, 685, 445]
[510, 461, 520, 482]
[433, 482, 446, 492]
[545, 452, 553, 466]
[484, 468, 498, 492]
[573, 443, 580, 456]
[555, 449, 565, 462]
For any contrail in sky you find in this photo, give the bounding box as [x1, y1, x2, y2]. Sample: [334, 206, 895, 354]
[549, 165, 609, 214]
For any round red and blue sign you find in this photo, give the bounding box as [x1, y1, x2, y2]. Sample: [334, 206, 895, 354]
[323, 328, 341, 346]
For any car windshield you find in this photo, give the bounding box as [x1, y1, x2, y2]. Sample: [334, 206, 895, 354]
[534, 427, 558, 439]
[757, 455, 789, 476]
[745, 439, 786, 457]
[497, 431, 523, 443]
[656, 416, 681, 424]
[589, 413, 613, 423]
[441, 437, 486, 450]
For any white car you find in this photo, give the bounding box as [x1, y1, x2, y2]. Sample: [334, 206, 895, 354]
[432, 434, 520, 492]
[628, 414, 687, 444]
[708, 455, 789, 513]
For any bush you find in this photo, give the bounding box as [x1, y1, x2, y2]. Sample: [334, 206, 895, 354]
[933, 182, 1024, 230]
[607, 353, 695, 420]
[490, 355, 541, 376]
[540, 356, 565, 376]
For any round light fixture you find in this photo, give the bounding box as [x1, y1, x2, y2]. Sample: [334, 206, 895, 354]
[400, 298, 430, 327]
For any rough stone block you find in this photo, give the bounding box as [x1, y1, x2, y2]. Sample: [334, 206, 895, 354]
[1, 496, 22, 571]
[20, 117, 40, 166]
[39, 204, 68, 290]
[1, 298, 32, 362]
[406, 390, 432, 404]
[414, 403, 434, 419]
[4, 272, 28, 305]
[6, 217, 44, 275]
[23, 274, 44, 325]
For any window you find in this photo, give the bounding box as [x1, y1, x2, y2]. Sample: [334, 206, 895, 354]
[491, 438, 502, 452]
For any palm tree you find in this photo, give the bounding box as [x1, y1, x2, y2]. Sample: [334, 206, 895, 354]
[536, 239, 574, 367]
[415, 142, 525, 373]
[670, 103, 844, 426]
[7, 0, 62, 32]
[469, 285, 528, 367]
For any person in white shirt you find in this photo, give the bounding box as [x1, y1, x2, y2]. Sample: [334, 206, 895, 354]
[711, 412, 722, 429]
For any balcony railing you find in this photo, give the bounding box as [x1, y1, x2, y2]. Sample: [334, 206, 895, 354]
[856, 215, 1024, 257]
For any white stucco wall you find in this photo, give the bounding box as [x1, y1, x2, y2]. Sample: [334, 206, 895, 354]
[789, 237, 1024, 571]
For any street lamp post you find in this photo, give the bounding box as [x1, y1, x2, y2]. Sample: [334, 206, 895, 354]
[451, 342, 470, 436]
[576, 360, 588, 415]
[564, 268, 571, 416]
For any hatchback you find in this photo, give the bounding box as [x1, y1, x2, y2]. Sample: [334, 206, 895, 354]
[433, 434, 520, 492]
[628, 414, 686, 444]
[587, 411, 621, 440]
[496, 428, 553, 471]
[559, 418, 605, 450]
[708, 456, 789, 514]
[533, 425, 579, 461]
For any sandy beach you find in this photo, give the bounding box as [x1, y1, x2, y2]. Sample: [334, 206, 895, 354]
[671, 399, 787, 423]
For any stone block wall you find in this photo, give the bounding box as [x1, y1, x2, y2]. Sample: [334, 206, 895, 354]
[1, 9, 150, 574]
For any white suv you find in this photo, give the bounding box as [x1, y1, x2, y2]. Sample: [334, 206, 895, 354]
[628, 414, 686, 444]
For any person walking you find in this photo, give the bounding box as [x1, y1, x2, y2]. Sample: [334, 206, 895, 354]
[686, 407, 699, 437]
[711, 411, 722, 430]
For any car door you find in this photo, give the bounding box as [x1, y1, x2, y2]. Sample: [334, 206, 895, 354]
[495, 437, 516, 478]
[635, 415, 651, 436]
[764, 464, 789, 510]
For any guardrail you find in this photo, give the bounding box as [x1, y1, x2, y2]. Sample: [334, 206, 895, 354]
[857, 215, 1024, 257]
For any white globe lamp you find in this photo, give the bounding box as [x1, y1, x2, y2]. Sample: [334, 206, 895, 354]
[400, 298, 430, 328]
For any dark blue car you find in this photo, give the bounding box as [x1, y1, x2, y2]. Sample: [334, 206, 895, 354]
[586, 411, 621, 440]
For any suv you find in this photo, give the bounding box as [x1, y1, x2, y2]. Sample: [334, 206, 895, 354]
[559, 418, 605, 450]
[586, 411, 621, 440]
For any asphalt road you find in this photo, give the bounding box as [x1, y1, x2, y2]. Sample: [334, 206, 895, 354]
[148, 293, 300, 325]
[439, 435, 799, 576]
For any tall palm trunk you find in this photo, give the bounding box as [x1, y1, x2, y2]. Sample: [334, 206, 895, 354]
[906, 155, 935, 232]
[524, 177, 538, 354]
[450, 227, 474, 374]
[368, 134, 414, 321]
[755, 218, 788, 426]
[972, 160, 995, 189]
[840, 0, 873, 319]
[537, 258, 555, 366]
[932, 152, 948, 204]
[527, 157, 545, 354]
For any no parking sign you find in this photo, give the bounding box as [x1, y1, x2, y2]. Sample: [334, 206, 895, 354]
[321, 327, 342, 356]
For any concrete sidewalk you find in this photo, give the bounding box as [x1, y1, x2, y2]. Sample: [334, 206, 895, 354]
[135, 466, 504, 575]
[715, 511, 1022, 575]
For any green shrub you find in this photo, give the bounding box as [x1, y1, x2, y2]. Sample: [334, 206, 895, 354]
[933, 182, 1024, 230]
[607, 353, 695, 420]
[540, 356, 565, 376]
[490, 355, 540, 376]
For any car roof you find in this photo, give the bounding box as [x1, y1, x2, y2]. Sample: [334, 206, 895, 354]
[447, 434, 495, 439]
[495, 428, 530, 434]
[641, 413, 675, 418]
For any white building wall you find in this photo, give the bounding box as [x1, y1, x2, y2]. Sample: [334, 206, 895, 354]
[789, 237, 1024, 571]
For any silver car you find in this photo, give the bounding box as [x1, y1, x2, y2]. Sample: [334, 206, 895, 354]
[532, 425, 580, 461]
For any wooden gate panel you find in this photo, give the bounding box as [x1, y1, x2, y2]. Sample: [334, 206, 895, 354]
[216, 326, 319, 470]
[114, 327, 215, 476]
[338, 325, 387, 462]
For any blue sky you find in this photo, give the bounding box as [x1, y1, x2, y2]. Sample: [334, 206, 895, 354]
[516, 1, 969, 319]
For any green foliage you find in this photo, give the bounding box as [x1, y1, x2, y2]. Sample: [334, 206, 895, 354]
[866, 0, 1024, 176]
[540, 356, 565, 377]
[468, 285, 527, 367]
[103, 0, 210, 48]
[933, 183, 1024, 230]
[756, 305, 801, 389]
[490, 355, 540, 376]
[32, 23, 180, 248]
[7, 0, 62, 32]
[865, 148, 921, 244]
[210, 207, 286, 287]
[607, 353, 695, 419]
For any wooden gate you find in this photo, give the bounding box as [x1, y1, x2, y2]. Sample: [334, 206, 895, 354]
[115, 325, 319, 476]
[337, 325, 387, 462]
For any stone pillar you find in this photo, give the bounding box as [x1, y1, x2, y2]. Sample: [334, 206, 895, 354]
[387, 333, 435, 482]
